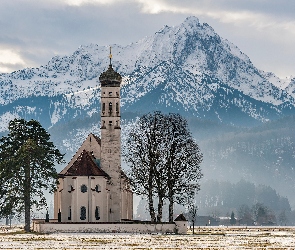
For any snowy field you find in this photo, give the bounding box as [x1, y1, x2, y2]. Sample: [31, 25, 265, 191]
[1, 226, 295, 249]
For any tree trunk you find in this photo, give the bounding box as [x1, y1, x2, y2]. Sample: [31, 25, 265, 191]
[157, 197, 163, 222]
[148, 189, 156, 222]
[24, 195, 31, 232]
[168, 194, 174, 222]
[147, 157, 156, 222]
[24, 164, 31, 232]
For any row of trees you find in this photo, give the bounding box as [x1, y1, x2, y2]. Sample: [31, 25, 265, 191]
[238, 203, 278, 225]
[0, 119, 64, 232]
[199, 117, 295, 202]
[195, 179, 291, 217]
[124, 111, 203, 222]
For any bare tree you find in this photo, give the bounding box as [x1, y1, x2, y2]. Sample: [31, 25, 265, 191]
[123, 111, 203, 222]
[187, 203, 198, 234]
[123, 112, 165, 222]
[163, 113, 203, 222]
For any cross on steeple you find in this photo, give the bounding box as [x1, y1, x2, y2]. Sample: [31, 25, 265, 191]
[109, 46, 112, 66]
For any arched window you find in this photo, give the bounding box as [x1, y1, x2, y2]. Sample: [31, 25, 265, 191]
[116, 102, 119, 112]
[102, 103, 105, 112]
[68, 185, 74, 193]
[109, 102, 112, 113]
[80, 206, 86, 220]
[95, 206, 100, 220]
[81, 184, 87, 193]
[68, 206, 71, 220]
[95, 184, 101, 193]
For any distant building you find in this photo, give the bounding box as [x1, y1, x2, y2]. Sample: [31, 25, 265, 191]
[54, 50, 133, 222]
[195, 216, 220, 226]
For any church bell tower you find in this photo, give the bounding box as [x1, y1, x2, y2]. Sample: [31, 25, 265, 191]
[99, 48, 122, 222]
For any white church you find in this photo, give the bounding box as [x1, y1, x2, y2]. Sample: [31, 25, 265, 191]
[54, 52, 133, 223]
[33, 51, 187, 234]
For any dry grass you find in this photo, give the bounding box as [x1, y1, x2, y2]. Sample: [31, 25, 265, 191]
[0, 226, 295, 249]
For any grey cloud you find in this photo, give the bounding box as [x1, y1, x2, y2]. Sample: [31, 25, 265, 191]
[160, 0, 295, 19]
[0, 62, 25, 73]
[0, 1, 183, 56]
[0, 0, 294, 77]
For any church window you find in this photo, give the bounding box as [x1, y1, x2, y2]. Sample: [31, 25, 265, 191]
[102, 103, 105, 112]
[68, 185, 74, 193]
[95, 184, 101, 192]
[68, 206, 71, 220]
[80, 206, 86, 220]
[81, 184, 87, 193]
[95, 206, 100, 220]
[109, 102, 112, 112]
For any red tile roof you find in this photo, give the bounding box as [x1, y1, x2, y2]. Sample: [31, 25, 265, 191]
[61, 150, 108, 177]
[174, 214, 187, 221]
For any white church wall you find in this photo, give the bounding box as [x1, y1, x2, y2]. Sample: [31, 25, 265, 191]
[121, 189, 133, 220]
[89, 176, 109, 222]
[61, 177, 74, 222]
[57, 176, 109, 223]
[33, 221, 187, 234]
[54, 179, 62, 219]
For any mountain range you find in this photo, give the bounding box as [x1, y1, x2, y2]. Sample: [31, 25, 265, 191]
[1, 16, 295, 208]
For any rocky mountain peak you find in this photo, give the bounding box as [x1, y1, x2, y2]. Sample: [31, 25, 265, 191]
[0, 16, 294, 132]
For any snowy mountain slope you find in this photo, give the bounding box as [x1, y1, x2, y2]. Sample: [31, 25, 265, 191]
[285, 77, 295, 99]
[0, 16, 294, 134]
[117, 16, 292, 106]
[120, 60, 292, 125]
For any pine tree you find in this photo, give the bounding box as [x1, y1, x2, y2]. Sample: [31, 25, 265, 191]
[230, 211, 236, 225]
[0, 119, 64, 232]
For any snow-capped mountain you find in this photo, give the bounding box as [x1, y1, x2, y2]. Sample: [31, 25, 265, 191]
[1, 16, 295, 206]
[1, 16, 294, 135]
[285, 77, 295, 98]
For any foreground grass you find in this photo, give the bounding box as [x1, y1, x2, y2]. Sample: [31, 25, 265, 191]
[0, 226, 295, 249]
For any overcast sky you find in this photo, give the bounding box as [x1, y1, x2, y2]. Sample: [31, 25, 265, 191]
[0, 0, 294, 78]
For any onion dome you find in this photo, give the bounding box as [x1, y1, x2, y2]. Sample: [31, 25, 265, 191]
[99, 47, 122, 87]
